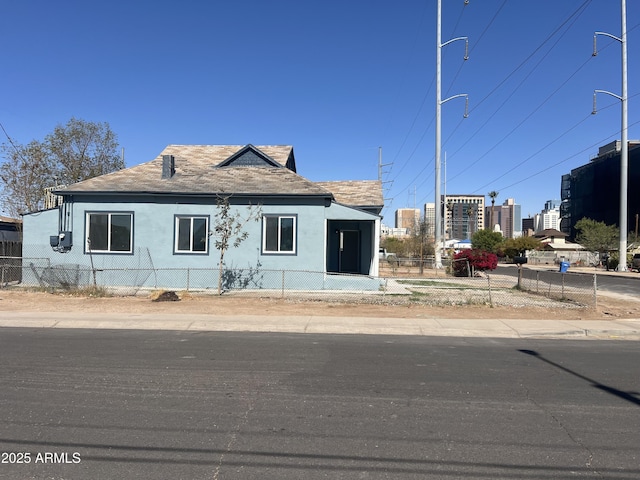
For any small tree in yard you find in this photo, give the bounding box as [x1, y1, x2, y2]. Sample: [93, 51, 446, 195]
[574, 218, 618, 254]
[453, 249, 498, 277]
[501, 236, 542, 259]
[471, 229, 504, 253]
[212, 194, 261, 294]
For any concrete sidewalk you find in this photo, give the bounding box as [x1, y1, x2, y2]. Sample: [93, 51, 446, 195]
[2, 310, 639, 340]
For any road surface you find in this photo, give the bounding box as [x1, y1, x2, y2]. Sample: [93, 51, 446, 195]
[1, 328, 639, 479]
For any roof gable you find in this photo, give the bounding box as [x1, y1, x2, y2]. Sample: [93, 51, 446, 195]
[57, 144, 330, 198]
[217, 144, 282, 168]
[534, 228, 567, 238]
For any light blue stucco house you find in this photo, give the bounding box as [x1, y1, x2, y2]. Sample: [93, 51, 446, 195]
[21, 144, 383, 292]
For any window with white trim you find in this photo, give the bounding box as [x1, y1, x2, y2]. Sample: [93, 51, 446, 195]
[263, 215, 296, 254]
[86, 212, 133, 253]
[175, 216, 209, 254]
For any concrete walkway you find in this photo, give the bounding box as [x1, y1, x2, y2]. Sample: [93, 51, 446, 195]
[2, 310, 639, 340]
[1, 264, 638, 340]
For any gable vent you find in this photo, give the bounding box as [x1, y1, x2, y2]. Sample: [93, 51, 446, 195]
[162, 155, 175, 179]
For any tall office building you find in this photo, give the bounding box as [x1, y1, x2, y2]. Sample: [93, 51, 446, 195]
[443, 194, 485, 240]
[522, 217, 535, 236]
[562, 140, 640, 240]
[395, 208, 420, 234]
[423, 203, 435, 238]
[485, 198, 522, 238]
[534, 200, 561, 232]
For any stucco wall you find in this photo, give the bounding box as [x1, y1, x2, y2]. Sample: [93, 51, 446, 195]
[20, 197, 381, 290]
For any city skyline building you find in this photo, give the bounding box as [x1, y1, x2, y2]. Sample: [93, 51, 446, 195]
[395, 208, 421, 234]
[484, 198, 522, 239]
[535, 200, 562, 232]
[424, 202, 435, 238]
[443, 194, 485, 240]
[561, 140, 640, 240]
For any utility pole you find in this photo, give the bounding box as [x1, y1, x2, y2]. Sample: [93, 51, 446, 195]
[434, 0, 469, 268]
[592, 0, 628, 271]
[377, 147, 392, 183]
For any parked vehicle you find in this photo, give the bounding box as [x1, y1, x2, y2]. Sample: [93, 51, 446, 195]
[378, 248, 397, 261]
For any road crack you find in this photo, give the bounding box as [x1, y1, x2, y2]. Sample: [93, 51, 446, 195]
[520, 383, 602, 477]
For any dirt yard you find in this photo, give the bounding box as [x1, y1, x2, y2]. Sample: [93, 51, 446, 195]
[1, 288, 639, 321]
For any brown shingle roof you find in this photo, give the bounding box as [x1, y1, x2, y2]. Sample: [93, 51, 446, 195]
[315, 180, 383, 208]
[534, 228, 567, 238]
[59, 145, 330, 197]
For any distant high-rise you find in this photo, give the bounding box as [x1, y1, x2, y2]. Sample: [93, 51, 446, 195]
[535, 200, 561, 232]
[395, 208, 420, 234]
[423, 203, 435, 238]
[485, 198, 521, 238]
[443, 194, 485, 240]
[562, 141, 640, 240]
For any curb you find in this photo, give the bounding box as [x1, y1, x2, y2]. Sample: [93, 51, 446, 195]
[1, 312, 639, 340]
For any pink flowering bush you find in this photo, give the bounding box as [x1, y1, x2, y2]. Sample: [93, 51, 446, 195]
[453, 249, 498, 276]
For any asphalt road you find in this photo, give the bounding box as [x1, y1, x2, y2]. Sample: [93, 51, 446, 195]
[495, 265, 640, 297]
[1, 328, 639, 479]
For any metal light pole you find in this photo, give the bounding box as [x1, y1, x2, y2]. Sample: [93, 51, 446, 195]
[592, 0, 628, 271]
[434, 0, 469, 268]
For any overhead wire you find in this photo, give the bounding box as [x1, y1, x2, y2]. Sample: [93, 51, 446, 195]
[412, 1, 593, 207]
[395, 0, 591, 207]
[494, 117, 640, 193]
[468, 0, 592, 116]
[445, 0, 507, 98]
[388, 0, 474, 196]
[382, 2, 430, 176]
[445, 0, 593, 179]
[461, 18, 640, 196]
[390, 0, 490, 199]
[480, 92, 640, 194]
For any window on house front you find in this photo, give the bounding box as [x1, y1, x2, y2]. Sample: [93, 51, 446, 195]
[263, 215, 296, 254]
[86, 212, 133, 253]
[175, 216, 209, 254]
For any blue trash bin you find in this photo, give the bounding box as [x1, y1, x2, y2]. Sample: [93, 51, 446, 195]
[559, 261, 570, 273]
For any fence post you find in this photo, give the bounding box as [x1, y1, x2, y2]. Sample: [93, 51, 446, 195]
[536, 271, 540, 294]
[281, 270, 285, 299]
[186, 268, 190, 291]
[487, 275, 493, 307]
[593, 273, 598, 308]
[561, 273, 565, 299]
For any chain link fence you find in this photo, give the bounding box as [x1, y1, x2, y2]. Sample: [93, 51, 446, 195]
[384, 269, 596, 309]
[1, 254, 599, 309]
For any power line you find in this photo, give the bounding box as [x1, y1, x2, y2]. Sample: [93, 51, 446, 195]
[469, 0, 592, 115]
[493, 117, 640, 193]
[392, 1, 593, 205]
[445, 0, 507, 98]
[445, 2, 592, 179]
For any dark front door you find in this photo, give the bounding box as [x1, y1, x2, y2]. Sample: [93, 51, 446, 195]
[339, 230, 360, 273]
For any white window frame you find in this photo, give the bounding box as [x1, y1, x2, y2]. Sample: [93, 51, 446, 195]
[85, 212, 133, 253]
[174, 215, 209, 254]
[262, 215, 297, 254]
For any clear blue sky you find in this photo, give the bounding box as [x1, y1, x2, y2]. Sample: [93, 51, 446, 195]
[1, 1, 638, 222]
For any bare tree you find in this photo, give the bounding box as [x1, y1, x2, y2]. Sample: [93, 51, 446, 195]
[0, 118, 122, 216]
[0, 140, 55, 216]
[211, 194, 261, 295]
[47, 117, 122, 185]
